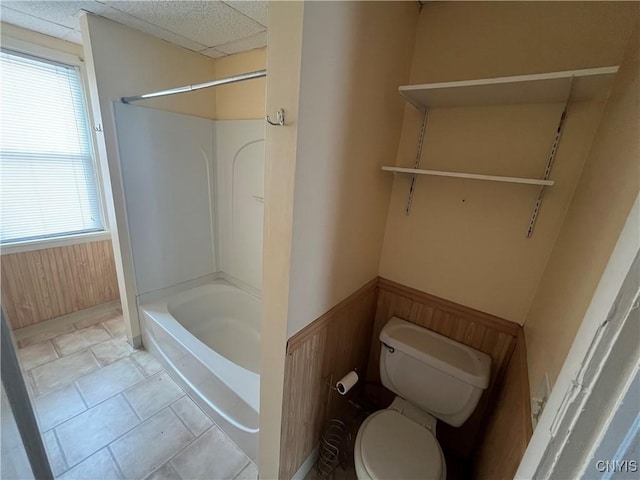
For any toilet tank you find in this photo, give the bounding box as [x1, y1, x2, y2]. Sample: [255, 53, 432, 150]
[379, 317, 491, 427]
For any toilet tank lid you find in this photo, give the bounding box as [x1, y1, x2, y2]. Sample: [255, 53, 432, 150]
[380, 317, 491, 389]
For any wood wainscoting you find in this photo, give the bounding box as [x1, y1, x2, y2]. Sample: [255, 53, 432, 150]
[473, 328, 533, 479]
[1, 240, 120, 329]
[279, 276, 531, 479]
[368, 278, 520, 461]
[279, 278, 378, 480]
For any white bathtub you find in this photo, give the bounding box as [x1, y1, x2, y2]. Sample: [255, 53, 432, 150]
[139, 280, 261, 460]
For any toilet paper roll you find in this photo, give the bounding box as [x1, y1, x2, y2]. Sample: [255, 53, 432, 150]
[336, 371, 359, 395]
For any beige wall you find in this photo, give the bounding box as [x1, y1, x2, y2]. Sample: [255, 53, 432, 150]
[378, 2, 637, 324]
[214, 48, 266, 120]
[259, 2, 304, 479]
[261, 1, 419, 475]
[0, 22, 83, 59]
[286, 1, 419, 337]
[525, 20, 639, 400]
[80, 14, 218, 345]
[83, 15, 216, 119]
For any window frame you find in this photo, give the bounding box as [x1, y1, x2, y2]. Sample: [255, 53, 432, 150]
[0, 36, 110, 255]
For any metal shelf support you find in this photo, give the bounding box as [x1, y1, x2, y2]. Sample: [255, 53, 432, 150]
[405, 108, 428, 215]
[526, 78, 573, 237]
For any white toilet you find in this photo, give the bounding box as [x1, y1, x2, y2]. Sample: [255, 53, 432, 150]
[354, 317, 492, 480]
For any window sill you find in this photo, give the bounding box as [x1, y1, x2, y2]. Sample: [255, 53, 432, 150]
[1, 231, 112, 256]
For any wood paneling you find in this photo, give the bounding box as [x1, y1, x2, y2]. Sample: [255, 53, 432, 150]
[368, 278, 519, 461]
[279, 277, 528, 479]
[280, 278, 378, 480]
[1, 240, 120, 329]
[473, 328, 533, 479]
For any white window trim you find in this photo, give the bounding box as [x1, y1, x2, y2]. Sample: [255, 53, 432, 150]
[0, 231, 112, 255]
[0, 36, 80, 67]
[0, 34, 111, 253]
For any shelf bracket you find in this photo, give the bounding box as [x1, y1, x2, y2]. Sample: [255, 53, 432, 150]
[405, 108, 429, 215]
[526, 77, 574, 237]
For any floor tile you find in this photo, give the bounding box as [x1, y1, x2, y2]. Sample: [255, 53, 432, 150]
[102, 316, 126, 338]
[10, 308, 254, 480]
[90, 337, 134, 366]
[34, 383, 87, 432]
[42, 429, 67, 476]
[31, 350, 100, 396]
[124, 371, 184, 420]
[235, 462, 259, 480]
[131, 350, 163, 376]
[170, 426, 249, 480]
[171, 396, 212, 437]
[76, 358, 144, 407]
[60, 448, 123, 480]
[74, 309, 122, 330]
[51, 325, 111, 357]
[24, 370, 37, 398]
[16, 323, 75, 349]
[55, 395, 140, 467]
[144, 462, 181, 480]
[110, 408, 193, 479]
[18, 340, 58, 371]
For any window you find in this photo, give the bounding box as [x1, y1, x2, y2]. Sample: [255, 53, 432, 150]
[0, 49, 104, 245]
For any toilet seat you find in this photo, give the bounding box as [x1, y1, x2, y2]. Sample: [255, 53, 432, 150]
[354, 409, 446, 480]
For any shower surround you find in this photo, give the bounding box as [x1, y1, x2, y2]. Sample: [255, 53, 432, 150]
[114, 104, 264, 459]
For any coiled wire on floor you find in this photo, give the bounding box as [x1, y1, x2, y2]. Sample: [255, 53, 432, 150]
[316, 419, 351, 480]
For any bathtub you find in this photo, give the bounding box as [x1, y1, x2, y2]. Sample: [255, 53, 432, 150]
[139, 280, 261, 460]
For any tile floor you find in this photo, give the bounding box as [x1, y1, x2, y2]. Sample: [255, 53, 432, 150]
[14, 304, 257, 480]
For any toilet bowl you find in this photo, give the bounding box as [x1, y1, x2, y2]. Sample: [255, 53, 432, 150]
[354, 317, 491, 479]
[354, 401, 446, 480]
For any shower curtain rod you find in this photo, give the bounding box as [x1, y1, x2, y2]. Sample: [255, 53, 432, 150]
[120, 69, 266, 104]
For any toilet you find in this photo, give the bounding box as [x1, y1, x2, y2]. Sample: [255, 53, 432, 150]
[354, 317, 492, 480]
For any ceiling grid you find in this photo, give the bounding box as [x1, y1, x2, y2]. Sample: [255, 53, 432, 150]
[0, 1, 267, 58]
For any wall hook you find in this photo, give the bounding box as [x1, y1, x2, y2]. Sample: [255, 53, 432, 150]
[266, 108, 285, 126]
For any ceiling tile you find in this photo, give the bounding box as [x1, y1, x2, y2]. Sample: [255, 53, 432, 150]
[199, 47, 227, 59]
[108, 1, 263, 47]
[0, 1, 267, 58]
[223, 1, 267, 27]
[0, 6, 73, 38]
[0, 1, 108, 29]
[215, 30, 266, 55]
[98, 6, 207, 52]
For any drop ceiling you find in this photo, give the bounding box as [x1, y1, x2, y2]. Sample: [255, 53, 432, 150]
[0, 1, 267, 59]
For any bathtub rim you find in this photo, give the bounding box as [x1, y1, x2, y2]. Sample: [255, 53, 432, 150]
[139, 279, 261, 414]
[137, 272, 261, 306]
[142, 321, 259, 435]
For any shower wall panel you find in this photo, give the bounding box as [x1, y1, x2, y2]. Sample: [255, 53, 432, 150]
[215, 120, 265, 292]
[114, 104, 216, 295]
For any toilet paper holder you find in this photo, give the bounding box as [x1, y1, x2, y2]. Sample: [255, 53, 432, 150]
[329, 369, 359, 395]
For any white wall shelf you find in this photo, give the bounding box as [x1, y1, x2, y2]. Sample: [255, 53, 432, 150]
[399, 66, 619, 109]
[392, 65, 619, 236]
[381, 166, 554, 186]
